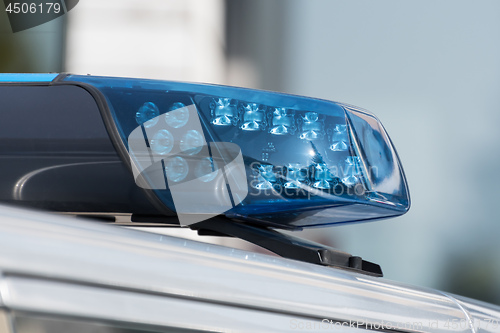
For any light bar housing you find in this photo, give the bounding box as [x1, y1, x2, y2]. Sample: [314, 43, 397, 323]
[60, 74, 410, 228]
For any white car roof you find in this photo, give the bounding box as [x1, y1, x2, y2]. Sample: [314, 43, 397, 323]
[0, 204, 498, 333]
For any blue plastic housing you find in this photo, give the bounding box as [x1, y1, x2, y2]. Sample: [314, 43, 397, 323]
[64, 75, 410, 228]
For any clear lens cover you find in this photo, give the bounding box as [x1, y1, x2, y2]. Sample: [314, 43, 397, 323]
[64, 75, 410, 228]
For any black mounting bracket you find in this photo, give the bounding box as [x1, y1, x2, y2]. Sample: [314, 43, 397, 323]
[190, 217, 383, 277]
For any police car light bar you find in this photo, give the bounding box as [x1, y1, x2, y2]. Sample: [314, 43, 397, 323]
[63, 74, 410, 229]
[0, 73, 409, 230]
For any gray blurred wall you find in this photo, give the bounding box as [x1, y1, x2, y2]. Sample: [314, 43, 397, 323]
[227, 0, 500, 304]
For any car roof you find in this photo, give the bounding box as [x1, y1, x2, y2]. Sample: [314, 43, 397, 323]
[0, 204, 498, 332]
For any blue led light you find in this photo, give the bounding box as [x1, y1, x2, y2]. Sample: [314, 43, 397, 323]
[165, 102, 189, 128]
[180, 130, 204, 155]
[195, 157, 218, 183]
[64, 74, 410, 229]
[211, 98, 237, 126]
[284, 163, 307, 189]
[313, 163, 333, 189]
[136, 102, 160, 128]
[240, 103, 266, 131]
[165, 156, 189, 182]
[330, 124, 349, 151]
[342, 156, 361, 187]
[270, 108, 295, 135]
[253, 164, 277, 190]
[300, 112, 323, 140]
[150, 129, 174, 155]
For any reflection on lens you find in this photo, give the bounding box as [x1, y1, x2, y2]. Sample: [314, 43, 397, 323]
[180, 130, 204, 155]
[135, 102, 159, 127]
[150, 129, 174, 155]
[195, 157, 218, 182]
[165, 156, 189, 182]
[165, 102, 189, 128]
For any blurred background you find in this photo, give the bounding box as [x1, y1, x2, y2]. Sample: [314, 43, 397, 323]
[1, 0, 500, 304]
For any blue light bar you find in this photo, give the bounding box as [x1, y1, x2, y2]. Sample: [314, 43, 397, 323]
[0, 73, 59, 83]
[64, 74, 410, 229]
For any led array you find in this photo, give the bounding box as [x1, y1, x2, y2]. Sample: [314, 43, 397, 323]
[135, 98, 360, 190]
[66, 74, 409, 228]
[210, 98, 346, 152]
[207, 97, 363, 193]
[135, 101, 217, 184]
[252, 156, 364, 194]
